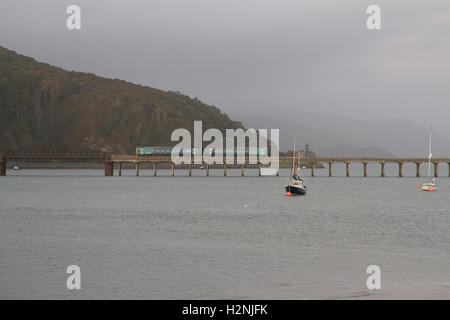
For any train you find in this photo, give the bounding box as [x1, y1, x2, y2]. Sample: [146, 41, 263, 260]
[136, 147, 267, 156]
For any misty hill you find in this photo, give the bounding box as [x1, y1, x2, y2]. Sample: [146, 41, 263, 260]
[235, 112, 450, 157]
[0, 46, 242, 154]
[317, 144, 395, 158]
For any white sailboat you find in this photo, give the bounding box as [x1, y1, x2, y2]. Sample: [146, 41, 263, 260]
[421, 127, 437, 192]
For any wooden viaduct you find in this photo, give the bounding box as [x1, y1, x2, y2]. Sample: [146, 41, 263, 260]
[1, 154, 450, 177]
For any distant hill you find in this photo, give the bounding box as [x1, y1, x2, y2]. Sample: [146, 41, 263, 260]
[235, 112, 450, 157]
[0, 45, 243, 154]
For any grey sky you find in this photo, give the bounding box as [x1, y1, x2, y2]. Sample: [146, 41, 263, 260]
[1, 0, 449, 137]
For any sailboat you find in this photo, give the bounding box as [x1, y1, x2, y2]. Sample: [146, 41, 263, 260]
[285, 135, 307, 196]
[421, 127, 437, 192]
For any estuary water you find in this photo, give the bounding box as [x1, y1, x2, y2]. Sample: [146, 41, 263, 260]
[0, 166, 449, 299]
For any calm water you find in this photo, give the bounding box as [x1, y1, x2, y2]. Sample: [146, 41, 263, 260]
[1, 167, 449, 299]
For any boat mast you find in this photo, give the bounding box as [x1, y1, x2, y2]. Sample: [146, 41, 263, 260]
[292, 135, 296, 176]
[427, 127, 432, 180]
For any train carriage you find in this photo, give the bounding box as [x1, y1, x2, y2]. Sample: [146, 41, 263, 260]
[136, 147, 267, 157]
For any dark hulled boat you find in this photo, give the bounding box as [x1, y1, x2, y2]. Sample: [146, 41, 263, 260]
[285, 175, 306, 195]
[285, 135, 307, 196]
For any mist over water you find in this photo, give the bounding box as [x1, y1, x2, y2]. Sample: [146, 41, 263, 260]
[1, 169, 449, 299]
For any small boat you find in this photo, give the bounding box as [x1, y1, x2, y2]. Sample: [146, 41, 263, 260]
[421, 127, 437, 192]
[422, 180, 436, 192]
[285, 175, 307, 195]
[285, 135, 306, 196]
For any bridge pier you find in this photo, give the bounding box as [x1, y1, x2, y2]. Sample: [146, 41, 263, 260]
[380, 162, 385, 177]
[311, 163, 315, 177]
[345, 162, 350, 177]
[188, 164, 192, 176]
[105, 161, 114, 176]
[362, 162, 367, 177]
[415, 162, 421, 177]
[136, 163, 140, 176]
[328, 162, 332, 177]
[153, 163, 157, 176]
[118, 163, 122, 176]
[241, 164, 245, 176]
[258, 163, 262, 176]
[206, 164, 209, 176]
[0, 159, 6, 176]
[171, 163, 175, 176]
[398, 162, 403, 177]
[224, 164, 227, 176]
[434, 162, 438, 177]
[0, 157, 5, 176]
[276, 166, 279, 176]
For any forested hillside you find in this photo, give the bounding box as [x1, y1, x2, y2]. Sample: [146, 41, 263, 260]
[0, 46, 242, 154]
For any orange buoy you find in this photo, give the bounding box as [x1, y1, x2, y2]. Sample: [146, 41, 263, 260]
[417, 185, 421, 188]
[286, 192, 292, 196]
[430, 188, 434, 192]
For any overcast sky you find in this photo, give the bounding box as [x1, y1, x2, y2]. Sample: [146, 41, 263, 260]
[1, 0, 449, 137]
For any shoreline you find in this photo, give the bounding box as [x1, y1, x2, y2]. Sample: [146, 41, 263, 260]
[6, 162, 323, 170]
